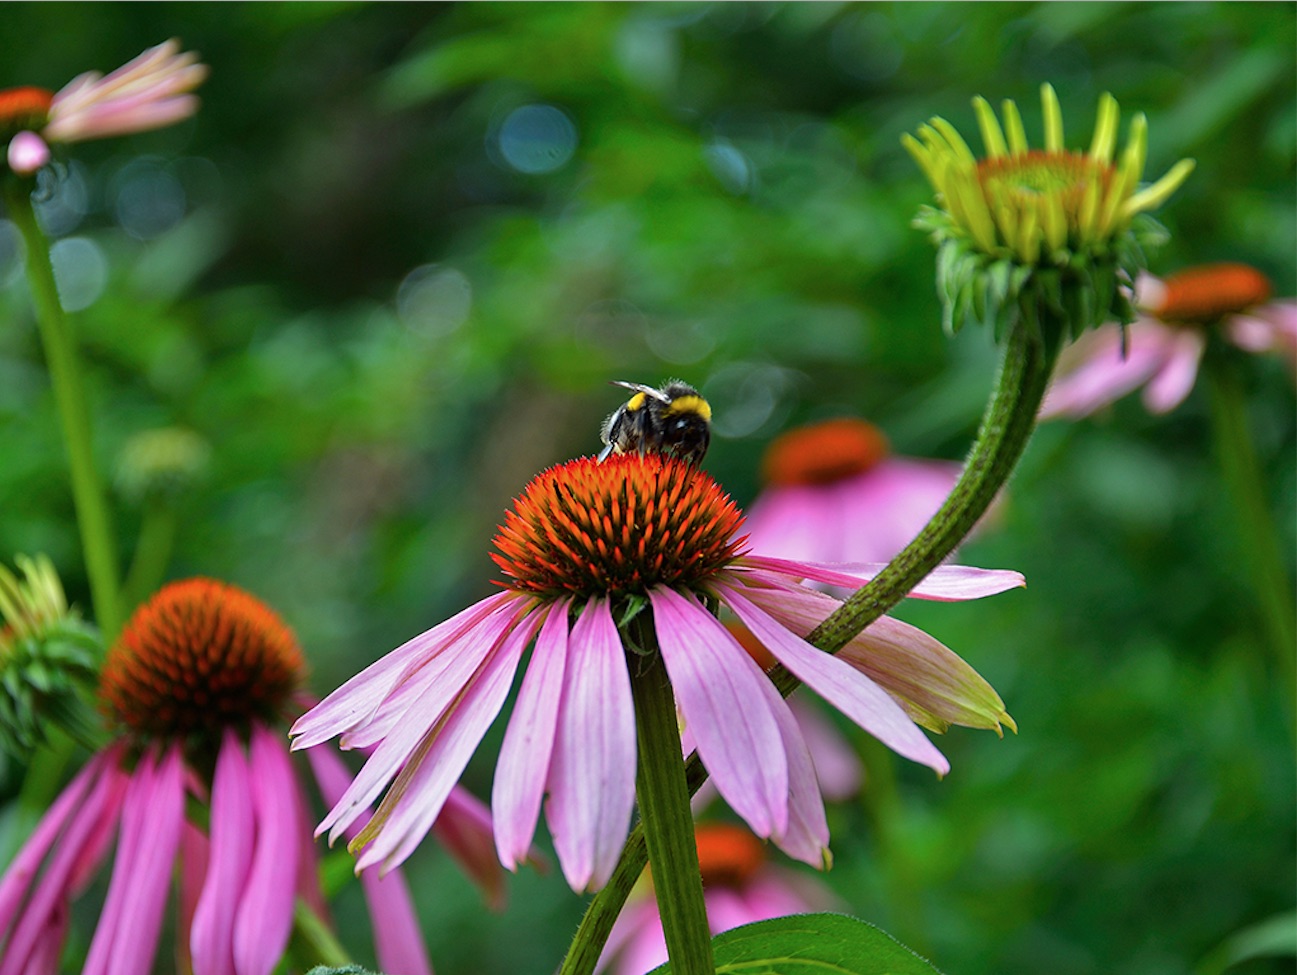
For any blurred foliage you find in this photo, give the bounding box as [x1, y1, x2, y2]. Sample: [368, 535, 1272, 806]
[0, 4, 1292, 975]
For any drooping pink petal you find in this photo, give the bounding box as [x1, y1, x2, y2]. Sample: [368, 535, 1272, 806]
[736, 555, 1024, 601]
[493, 599, 570, 871]
[354, 611, 540, 875]
[650, 587, 789, 839]
[1039, 320, 1174, 418]
[718, 583, 949, 775]
[305, 746, 434, 975]
[291, 592, 515, 749]
[316, 598, 523, 843]
[841, 458, 964, 563]
[192, 729, 254, 975]
[45, 39, 207, 143]
[743, 484, 841, 564]
[433, 787, 509, 911]
[234, 724, 300, 975]
[761, 684, 830, 867]
[1142, 327, 1205, 413]
[360, 867, 434, 975]
[178, 822, 209, 975]
[0, 750, 127, 975]
[84, 743, 185, 975]
[7, 131, 50, 175]
[545, 598, 637, 892]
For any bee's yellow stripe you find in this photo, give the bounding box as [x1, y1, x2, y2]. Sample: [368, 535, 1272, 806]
[663, 395, 712, 421]
[627, 392, 648, 411]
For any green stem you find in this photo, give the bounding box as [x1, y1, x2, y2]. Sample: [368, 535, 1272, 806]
[5, 179, 122, 641]
[1202, 348, 1297, 695]
[558, 316, 1058, 975]
[629, 649, 715, 975]
[289, 898, 353, 969]
[123, 503, 178, 612]
[857, 738, 928, 955]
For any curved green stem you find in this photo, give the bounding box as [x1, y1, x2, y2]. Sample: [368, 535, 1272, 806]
[1202, 347, 1296, 697]
[5, 179, 122, 641]
[558, 316, 1058, 975]
[629, 649, 714, 975]
[289, 898, 353, 969]
[123, 503, 178, 612]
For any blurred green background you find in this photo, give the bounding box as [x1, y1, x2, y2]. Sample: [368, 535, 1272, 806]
[1, 3, 1293, 974]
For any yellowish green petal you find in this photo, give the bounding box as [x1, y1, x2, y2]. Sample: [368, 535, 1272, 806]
[1041, 83, 1064, 152]
[1002, 98, 1028, 155]
[1122, 158, 1197, 219]
[930, 116, 978, 168]
[973, 96, 1008, 158]
[1088, 92, 1119, 164]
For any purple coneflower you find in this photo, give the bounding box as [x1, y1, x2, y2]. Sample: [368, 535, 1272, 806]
[743, 418, 969, 565]
[600, 822, 831, 975]
[1, 39, 206, 175]
[0, 578, 498, 975]
[292, 453, 1021, 892]
[1041, 263, 1296, 418]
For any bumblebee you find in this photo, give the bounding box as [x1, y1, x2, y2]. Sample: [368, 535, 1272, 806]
[598, 380, 712, 466]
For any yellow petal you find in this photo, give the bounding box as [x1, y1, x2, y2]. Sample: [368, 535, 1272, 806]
[1003, 98, 1028, 155]
[973, 95, 1008, 158]
[1041, 83, 1064, 152]
[1088, 92, 1119, 164]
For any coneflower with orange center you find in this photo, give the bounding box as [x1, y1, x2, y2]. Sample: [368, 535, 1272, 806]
[2, 39, 206, 176]
[600, 822, 831, 975]
[1042, 264, 1296, 418]
[293, 452, 1024, 892]
[0, 578, 506, 975]
[744, 418, 985, 566]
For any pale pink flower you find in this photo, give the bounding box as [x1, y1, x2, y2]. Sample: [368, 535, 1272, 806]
[292, 454, 1022, 893]
[0, 579, 500, 975]
[1, 39, 206, 176]
[742, 418, 968, 565]
[599, 823, 832, 975]
[1041, 264, 1296, 418]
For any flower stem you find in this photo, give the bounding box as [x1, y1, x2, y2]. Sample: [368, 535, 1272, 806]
[628, 648, 715, 975]
[4, 179, 122, 641]
[123, 503, 178, 612]
[289, 898, 353, 968]
[556, 315, 1058, 975]
[1201, 346, 1297, 697]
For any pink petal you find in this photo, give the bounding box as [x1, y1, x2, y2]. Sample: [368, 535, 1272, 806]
[234, 725, 300, 975]
[316, 598, 523, 842]
[761, 685, 830, 867]
[178, 822, 209, 975]
[493, 599, 570, 871]
[434, 787, 509, 911]
[1142, 327, 1204, 413]
[1039, 320, 1173, 418]
[650, 587, 789, 838]
[0, 750, 127, 975]
[354, 611, 539, 874]
[719, 583, 949, 775]
[546, 598, 637, 892]
[840, 458, 964, 561]
[743, 484, 842, 564]
[192, 729, 255, 975]
[736, 555, 1024, 601]
[305, 747, 434, 975]
[291, 592, 514, 750]
[84, 743, 186, 975]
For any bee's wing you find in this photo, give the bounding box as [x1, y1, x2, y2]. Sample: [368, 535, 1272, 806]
[609, 380, 671, 403]
[597, 442, 616, 462]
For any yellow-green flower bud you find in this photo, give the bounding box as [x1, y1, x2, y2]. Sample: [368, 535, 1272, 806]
[114, 426, 211, 506]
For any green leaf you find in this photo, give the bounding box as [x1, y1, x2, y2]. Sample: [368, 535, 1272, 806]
[646, 913, 945, 975]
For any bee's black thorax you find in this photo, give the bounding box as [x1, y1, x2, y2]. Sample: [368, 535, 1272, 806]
[599, 380, 712, 466]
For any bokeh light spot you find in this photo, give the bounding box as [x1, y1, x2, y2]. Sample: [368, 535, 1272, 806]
[397, 264, 473, 337]
[496, 104, 578, 174]
[49, 237, 108, 312]
[113, 158, 187, 240]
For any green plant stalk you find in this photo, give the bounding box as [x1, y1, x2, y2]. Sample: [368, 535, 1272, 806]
[123, 503, 178, 613]
[1202, 347, 1297, 694]
[5, 180, 122, 641]
[288, 898, 353, 969]
[558, 315, 1058, 975]
[628, 649, 715, 975]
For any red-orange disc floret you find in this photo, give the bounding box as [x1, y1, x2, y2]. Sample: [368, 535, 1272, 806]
[694, 823, 766, 890]
[761, 417, 890, 487]
[1154, 263, 1273, 325]
[100, 578, 305, 739]
[0, 86, 53, 133]
[492, 454, 746, 598]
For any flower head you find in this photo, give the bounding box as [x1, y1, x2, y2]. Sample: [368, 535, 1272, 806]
[2, 39, 206, 177]
[1041, 263, 1296, 418]
[1, 579, 499, 975]
[600, 823, 831, 975]
[0, 555, 100, 758]
[903, 84, 1194, 346]
[114, 426, 212, 506]
[293, 453, 1023, 892]
[744, 418, 972, 565]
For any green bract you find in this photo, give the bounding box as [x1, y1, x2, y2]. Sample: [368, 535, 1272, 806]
[904, 84, 1194, 349]
[0, 555, 102, 761]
